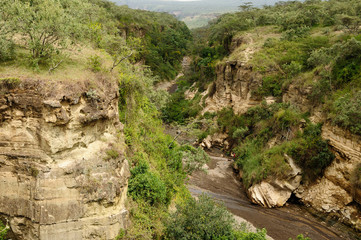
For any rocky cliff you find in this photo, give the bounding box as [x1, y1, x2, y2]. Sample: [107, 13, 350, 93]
[0, 78, 129, 240]
[201, 52, 361, 231]
[296, 125, 361, 230]
[202, 61, 262, 115]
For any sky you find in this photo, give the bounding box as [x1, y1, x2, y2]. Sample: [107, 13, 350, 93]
[113, 0, 299, 28]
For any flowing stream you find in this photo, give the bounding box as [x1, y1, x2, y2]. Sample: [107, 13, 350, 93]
[187, 149, 359, 240]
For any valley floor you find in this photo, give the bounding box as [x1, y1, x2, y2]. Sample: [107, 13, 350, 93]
[187, 149, 359, 240]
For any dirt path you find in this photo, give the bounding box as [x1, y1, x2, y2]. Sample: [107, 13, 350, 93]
[187, 150, 358, 240]
[243, 34, 255, 63]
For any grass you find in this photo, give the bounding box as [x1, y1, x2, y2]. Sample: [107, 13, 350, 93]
[0, 44, 115, 82]
[226, 26, 282, 62]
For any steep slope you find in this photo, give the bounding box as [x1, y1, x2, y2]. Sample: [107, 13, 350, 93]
[0, 78, 129, 240]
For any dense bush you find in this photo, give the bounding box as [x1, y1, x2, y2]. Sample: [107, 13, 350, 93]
[162, 89, 202, 124]
[331, 91, 361, 135]
[221, 104, 334, 186]
[118, 57, 187, 237]
[0, 0, 190, 77]
[287, 124, 334, 181]
[0, 38, 15, 62]
[0, 220, 8, 240]
[180, 144, 210, 173]
[128, 168, 168, 205]
[165, 194, 267, 240]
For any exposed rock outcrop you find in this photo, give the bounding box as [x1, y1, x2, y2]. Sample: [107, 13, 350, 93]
[200, 132, 229, 150]
[0, 78, 129, 240]
[247, 155, 302, 208]
[202, 61, 261, 114]
[296, 125, 361, 230]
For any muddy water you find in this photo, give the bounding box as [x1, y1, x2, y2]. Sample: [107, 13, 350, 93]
[187, 150, 359, 240]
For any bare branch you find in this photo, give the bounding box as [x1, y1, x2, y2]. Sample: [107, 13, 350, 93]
[48, 60, 63, 74]
[110, 52, 133, 72]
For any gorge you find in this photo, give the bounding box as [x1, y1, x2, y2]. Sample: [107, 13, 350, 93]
[0, 0, 361, 239]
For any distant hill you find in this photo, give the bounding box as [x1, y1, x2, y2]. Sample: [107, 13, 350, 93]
[113, 0, 298, 28]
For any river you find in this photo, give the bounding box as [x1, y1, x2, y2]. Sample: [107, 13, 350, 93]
[187, 149, 360, 240]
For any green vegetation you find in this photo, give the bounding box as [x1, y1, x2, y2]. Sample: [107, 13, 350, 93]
[128, 159, 168, 205]
[103, 149, 120, 161]
[0, 0, 190, 79]
[0, 220, 8, 240]
[198, 0, 361, 136]
[166, 194, 267, 240]
[289, 235, 311, 240]
[211, 104, 334, 187]
[161, 79, 203, 124]
[180, 144, 210, 174]
[116, 53, 189, 237]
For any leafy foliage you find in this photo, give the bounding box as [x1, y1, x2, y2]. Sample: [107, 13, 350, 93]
[162, 84, 202, 124]
[180, 144, 210, 174]
[165, 194, 267, 240]
[128, 160, 168, 205]
[0, 220, 8, 240]
[214, 104, 334, 187]
[330, 90, 361, 135]
[117, 57, 189, 238]
[0, 0, 190, 77]
[287, 124, 334, 181]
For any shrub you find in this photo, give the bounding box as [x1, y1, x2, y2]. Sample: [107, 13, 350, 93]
[128, 159, 168, 205]
[87, 55, 102, 72]
[331, 91, 361, 135]
[0, 220, 8, 240]
[166, 194, 267, 240]
[0, 38, 15, 62]
[254, 74, 283, 97]
[287, 123, 334, 181]
[104, 149, 119, 161]
[289, 234, 311, 240]
[180, 144, 210, 173]
[128, 171, 167, 205]
[165, 194, 236, 240]
[232, 127, 249, 140]
[162, 91, 201, 124]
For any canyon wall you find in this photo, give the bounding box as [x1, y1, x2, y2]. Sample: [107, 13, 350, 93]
[201, 59, 361, 231]
[0, 78, 129, 240]
[202, 61, 261, 115]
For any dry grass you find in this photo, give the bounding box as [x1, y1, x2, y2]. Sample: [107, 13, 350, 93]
[226, 26, 281, 62]
[0, 44, 119, 100]
[0, 44, 114, 83]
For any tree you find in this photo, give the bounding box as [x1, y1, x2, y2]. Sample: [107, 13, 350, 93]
[0, 0, 16, 61]
[338, 15, 361, 33]
[103, 35, 140, 72]
[13, 0, 84, 62]
[165, 194, 236, 239]
[239, 2, 254, 12]
[165, 194, 267, 240]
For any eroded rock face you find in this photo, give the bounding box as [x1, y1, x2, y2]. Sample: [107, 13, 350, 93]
[247, 155, 302, 208]
[200, 132, 229, 150]
[0, 79, 129, 240]
[296, 125, 361, 230]
[202, 61, 261, 115]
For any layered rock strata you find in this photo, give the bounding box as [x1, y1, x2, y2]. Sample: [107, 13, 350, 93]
[0, 78, 129, 240]
[248, 155, 302, 208]
[202, 61, 261, 114]
[296, 125, 361, 230]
